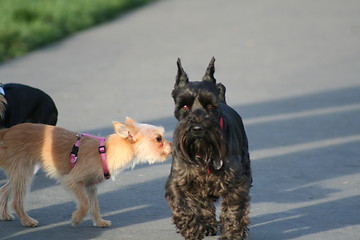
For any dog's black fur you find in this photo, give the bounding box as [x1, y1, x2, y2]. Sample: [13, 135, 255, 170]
[0, 83, 58, 128]
[165, 58, 252, 240]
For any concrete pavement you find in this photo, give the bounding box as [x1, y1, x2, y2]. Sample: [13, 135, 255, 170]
[1, 0, 360, 239]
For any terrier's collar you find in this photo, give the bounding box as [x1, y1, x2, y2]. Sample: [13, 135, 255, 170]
[219, 116, 224, 130]
[70, 133, 110, 180]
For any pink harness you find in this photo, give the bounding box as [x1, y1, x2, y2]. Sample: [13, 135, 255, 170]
[70, 133, 111, 179]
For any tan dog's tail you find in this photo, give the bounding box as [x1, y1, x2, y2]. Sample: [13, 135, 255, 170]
[0, 127, 7, 139]
[0, 128, 8, 166]
[0, 94, 7, 121]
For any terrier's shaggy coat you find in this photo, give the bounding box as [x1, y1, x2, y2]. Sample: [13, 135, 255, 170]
[165, 58, 252, 240]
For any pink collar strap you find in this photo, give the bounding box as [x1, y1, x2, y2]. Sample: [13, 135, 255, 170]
[219, 116, 224, 130]
[70, 133, 110, 180]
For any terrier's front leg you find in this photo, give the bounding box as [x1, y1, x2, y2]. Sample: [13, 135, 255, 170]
[166, 185, 207, 240]
[220, 186, 250, 240]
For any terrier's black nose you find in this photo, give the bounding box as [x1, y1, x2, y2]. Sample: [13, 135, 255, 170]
[192, 125, 202, 133]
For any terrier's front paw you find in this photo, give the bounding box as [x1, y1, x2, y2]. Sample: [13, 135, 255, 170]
[204, 224, 218, 236]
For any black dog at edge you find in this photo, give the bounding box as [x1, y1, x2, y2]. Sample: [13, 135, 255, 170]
[0, 83, 58, 128]
[165, 58, 252, 240]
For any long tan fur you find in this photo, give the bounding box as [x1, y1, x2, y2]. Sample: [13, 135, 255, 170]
[0, 94, 7, 121]
[0, 118, 171, 227]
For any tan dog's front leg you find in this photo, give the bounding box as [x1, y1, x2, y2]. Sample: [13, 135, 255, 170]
[86, 185, 111, 227]
[63, 179, 90, 226]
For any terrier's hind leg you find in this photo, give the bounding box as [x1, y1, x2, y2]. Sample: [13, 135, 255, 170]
[0, 182, 14, 221]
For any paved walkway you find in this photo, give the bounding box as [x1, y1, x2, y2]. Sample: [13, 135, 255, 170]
[1, 0, 360, 239]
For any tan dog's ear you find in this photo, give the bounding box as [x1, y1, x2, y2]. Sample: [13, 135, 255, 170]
[125, 117, 136, 125]
[113, 122, 136, 142]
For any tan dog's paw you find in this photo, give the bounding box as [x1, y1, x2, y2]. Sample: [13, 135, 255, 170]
[71, 211, 85, 226]
[21, 217, 38, 227]
[94, 219, 111, 228]
[0, 212, 14, 221]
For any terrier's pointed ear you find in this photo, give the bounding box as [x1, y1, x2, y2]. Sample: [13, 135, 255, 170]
[113, 122, 136, 142]
[217, 83, 227, 103]
[175, 58, 189, 87]
[202, 57, 216, 83]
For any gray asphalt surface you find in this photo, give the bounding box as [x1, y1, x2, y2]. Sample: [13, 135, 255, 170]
[1, 0, 360, 239]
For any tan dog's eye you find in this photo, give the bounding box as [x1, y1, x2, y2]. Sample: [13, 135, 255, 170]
[156, 136, 162, 142]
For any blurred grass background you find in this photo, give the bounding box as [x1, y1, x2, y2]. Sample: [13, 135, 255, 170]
[0, 0, 154, 63]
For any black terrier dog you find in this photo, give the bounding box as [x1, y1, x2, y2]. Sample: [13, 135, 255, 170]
[0, 83, 58, 128]
[165, 58, 252, 240]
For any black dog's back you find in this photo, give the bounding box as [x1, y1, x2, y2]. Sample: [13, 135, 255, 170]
[0, 83, 58, 128]
[220, 103, 248, 154]
[220, 103, 251, 181]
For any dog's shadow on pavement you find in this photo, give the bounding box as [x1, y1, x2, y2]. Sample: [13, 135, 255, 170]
[240, 86, 360, 239]
[0, 174, 171, 240]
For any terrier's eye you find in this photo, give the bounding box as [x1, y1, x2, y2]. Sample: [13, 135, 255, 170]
[156, 136, 162, 142]
[207, 104, 213, 110]
[182, 105, 190, 111]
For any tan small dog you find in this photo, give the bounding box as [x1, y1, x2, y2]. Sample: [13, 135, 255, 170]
[0, 118, 171, 227]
